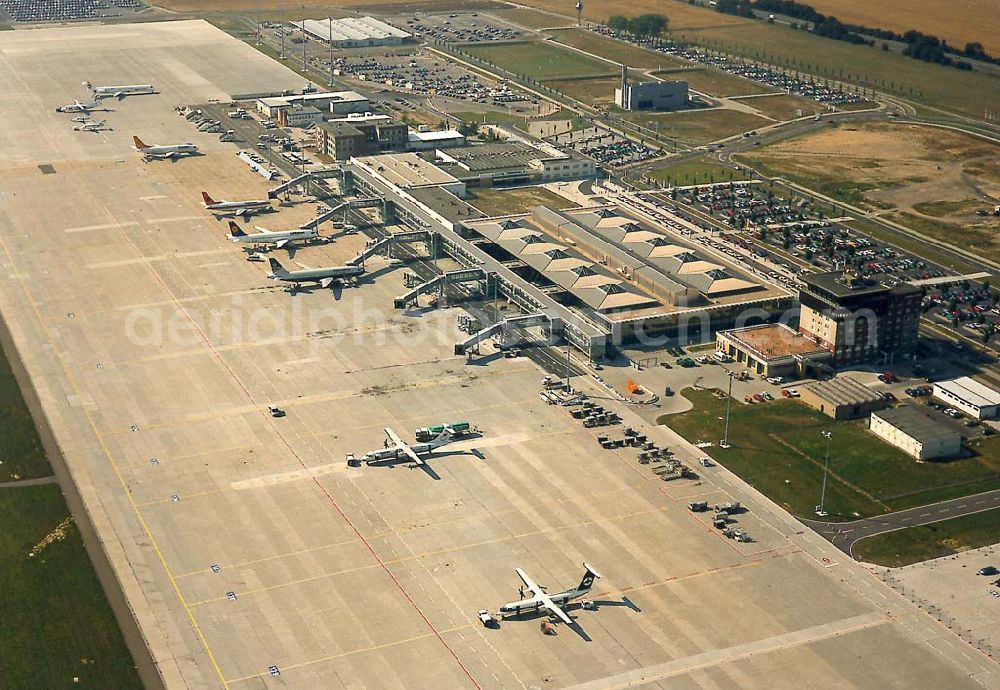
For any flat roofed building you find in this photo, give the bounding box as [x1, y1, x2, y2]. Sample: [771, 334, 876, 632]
[932, 377, 1000, 419]
[798, 375, 887, 420]
[717, 323, 832, 378]
[407, 129, 466, 151]
[293, 16, 411, 47]
[616, 79, 688, 111]
[870, 407, 962, 460]
[351, 152, 466, 197]
[257, 90, 369, 117]
[435, 141, 596, 184]
[799, 270, 921, 365]
[277, 104, 323, 128]
[314, 120, 367, 159]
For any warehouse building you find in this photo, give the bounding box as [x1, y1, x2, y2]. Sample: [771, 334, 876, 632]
[257, 91, 369, 117]
[932, 377, 1000, 420]
[798, 270, 921, 365]
[717, 323, 831, 378]
[870, 407, 962, 460]
[292, 16, 411, 48]
[615, 65, 688, 111]
[407, 129, 466, 151]
[799, 375, 887, 420]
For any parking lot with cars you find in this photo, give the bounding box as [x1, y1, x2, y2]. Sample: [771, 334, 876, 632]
[401, 13, 520, 44]
[552, 125, 661, 167]
[592, 25, 868, 107]
[0, 0, 144, 23]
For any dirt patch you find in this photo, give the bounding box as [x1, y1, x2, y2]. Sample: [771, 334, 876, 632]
[740, 122, 1000, 258]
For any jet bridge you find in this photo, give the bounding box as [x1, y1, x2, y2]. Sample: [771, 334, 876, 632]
[454, 312, 552, 356]
[268, 172, 312, 199]
[394, 268, 486, 309]
[349, 229, 431, 268]
[299, 197, 384, 230]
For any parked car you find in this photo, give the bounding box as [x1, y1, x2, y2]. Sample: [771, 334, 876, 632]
[978, 566, 999, 576]
[752, 393, 765, 403]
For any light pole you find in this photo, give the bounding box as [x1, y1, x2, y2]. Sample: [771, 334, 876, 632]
[720, 369, 734, 448]
[328, 17, 334, 86]
[817, 431, 832, 516]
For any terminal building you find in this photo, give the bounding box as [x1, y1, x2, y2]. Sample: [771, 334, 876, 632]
[434, 141, 596, 185]
[932, 377, 1000, 420]
[870, 407, 962, 460]
[798, 271, 921, 365]
[614, 65, 687, 111]
[292, 16, 411, 48]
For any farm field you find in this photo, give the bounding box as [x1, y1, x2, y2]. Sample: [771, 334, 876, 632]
[805, 0, 999, 56]
[158, 0, 503, 11]
[620, 108, 771, 144]
[463, 40, 616, 79]
[737, 122, 1000, 259]
[467, 186, 579, 216]
[732, 93, 823, 121]
[853, 508, 1000, 568]
[547, 28, 687, 70]
[517, 0, 1000, 120]
[661, 389, 1000, 521]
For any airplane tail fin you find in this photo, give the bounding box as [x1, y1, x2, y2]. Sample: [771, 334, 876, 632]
[577, 563, 601, 592]
[267, 257, 289, 277]
[202, 191, 216, 206]
[132, 135, 147, 150]
[227, 221, 245, 237]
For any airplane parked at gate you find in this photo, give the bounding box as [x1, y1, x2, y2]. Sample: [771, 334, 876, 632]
[85, 81, 156, 99]
[266, 257, 363, 292]
[500, 563, 601, 627]
[227, 221, 317, 249]
[132, 136, 198, 161]
[55, 99, 103, 113]
[203, 192, 273, 219]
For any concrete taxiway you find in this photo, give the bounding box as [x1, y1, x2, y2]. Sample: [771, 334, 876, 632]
[0, 20, 996, 690]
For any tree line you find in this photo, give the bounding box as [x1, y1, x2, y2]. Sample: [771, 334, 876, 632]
[607, 14, 669, 37]
[711, 0, 994, 69]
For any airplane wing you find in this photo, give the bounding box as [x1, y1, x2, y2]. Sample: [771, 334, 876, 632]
[275, 239, 289, 249]
[320, 277, 335, 289]
[515, 568, 573, 625]
[384, 427, 424, 465]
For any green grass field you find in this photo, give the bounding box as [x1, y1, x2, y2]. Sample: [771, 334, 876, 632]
[0, 338, 140, 687]
[0, 334, 48, 482]
[732, 94, 819, 121]
[547, 28, 687, 70]
[661, 389, 1000, 520]
[490, 7, 567, 30]
[645, 158, 751, 186]
[618, 108, 770, 144]
[853, 508, 1000, 567]
[467, 186, 579, 216]
[463, 40, 617, 80]
[0, 485, 142, 689]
